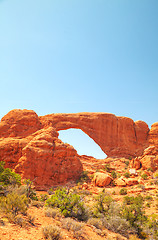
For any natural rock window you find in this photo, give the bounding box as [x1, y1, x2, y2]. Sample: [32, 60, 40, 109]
[59, 129, 107, 159]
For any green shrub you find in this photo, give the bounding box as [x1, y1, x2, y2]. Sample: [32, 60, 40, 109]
[122, 195, 146, 235]
[141, 173, 148, 180]
[119, 188, 127, 195]
[40, 194, 49, 202]
[0, 192, 28, 217]
[105, 164, 111, 172]
[77, 171, 89, 182]
[111, 171, 117, 179]
[124, 172, 130, 178]
[145, 195, 153, 201]
[42, 225, 62, 240]
[45, 187, 87, 221]
[125, 161, 129, 167]
[0, 162, 21, 186]
[94, 191, 113, 216]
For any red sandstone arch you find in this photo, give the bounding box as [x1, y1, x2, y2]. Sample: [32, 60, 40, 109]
[39, 112, 149, 157]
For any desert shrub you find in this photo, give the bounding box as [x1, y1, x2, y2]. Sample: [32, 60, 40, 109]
[125, 160, 129, 167]
[144, 195, 153, 201]
[40, 193, 49, 202]
[143, 214, 158, 239]
[111, 170, 117, 179]
[23, 179, 38, 200]
[94, 191, 113, 216]
[0, 161, 5, 173]
[103, 216, 130, 236]
[105, 163, 111, 172]
[77, 171, 89, 183]
[122, 195, 146, 235]
[45, 208, 61, 219]
[0, 162, 21, 186]
[42, 225, 62, 240]
[123, 195, 144, 206]
[141, 173, 148, 180]
[87, 217, 104, 230]
[119, 188, 127, 195]
[45, 187, 87, 221]
[0, 192, 28, 217]
[124, 172, 130, 178]
[62, 217, 84, 239]
[108, 201, 122, 217]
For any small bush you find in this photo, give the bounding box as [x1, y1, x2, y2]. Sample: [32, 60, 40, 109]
[87, 217, 103, 229]
[0, 162, 21, 186]
[141, 173, 148, 180]
[105, 164, 111, 172]
[124, 172, 130, 178]
[119, 188, 127, 195]
[103, 216, 130, 236]
[125, 161, 129, 167]
[111, 171, 117, 179]
[14, 215, 26, 227]
[94, 191, 113, 216]
[40, 194, 49, 202]
[61, 218, 84, 239]
[46, 187, 87, 221]
[45, 208, 61, 219]
[0, 192, 28, 217]
[145, 195, 153, 201]
[77, 171, 89, 182]
[42, 225, 62, 240]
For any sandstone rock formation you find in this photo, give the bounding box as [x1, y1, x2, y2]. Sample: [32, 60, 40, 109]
[0, 110, 83, 189]
[15, 127, 83, 190]
[39, 113, 149, 157]
[0, 109, 158, 189]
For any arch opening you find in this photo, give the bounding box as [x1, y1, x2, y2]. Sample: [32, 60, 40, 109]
[59, 129, 107, 159]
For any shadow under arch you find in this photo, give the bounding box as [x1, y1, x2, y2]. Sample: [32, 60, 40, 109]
[59, 128, 107, 159]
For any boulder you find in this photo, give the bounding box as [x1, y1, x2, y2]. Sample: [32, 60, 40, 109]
[141, 155, 158, 171]
[129, 158, 141, 170]
[124, 178, 139, 186]
[92, 172, 112, 187]
[115, 177, 126, 186]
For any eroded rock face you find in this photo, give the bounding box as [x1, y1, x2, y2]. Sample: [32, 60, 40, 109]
[0, 109, 41, 138]
[39, 113, 149, 157]
[15, 127, 83, 190]
[0, 110, 83, 189]
[0, 109, 158, 189]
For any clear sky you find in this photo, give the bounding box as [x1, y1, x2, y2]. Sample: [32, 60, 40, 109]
[0, 0, 158, 158]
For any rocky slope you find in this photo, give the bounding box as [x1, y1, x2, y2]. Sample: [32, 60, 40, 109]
[0, 109, 158, 189]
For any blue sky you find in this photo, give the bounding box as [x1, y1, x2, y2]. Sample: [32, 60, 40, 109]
[0, 0, 158, 158]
